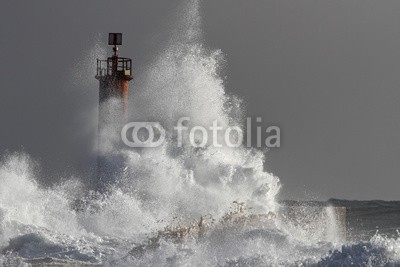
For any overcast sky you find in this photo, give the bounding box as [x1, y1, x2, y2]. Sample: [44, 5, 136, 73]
[1, 0, 400, 200]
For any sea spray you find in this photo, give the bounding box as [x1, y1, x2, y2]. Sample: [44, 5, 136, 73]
[1, 0, 281, 261]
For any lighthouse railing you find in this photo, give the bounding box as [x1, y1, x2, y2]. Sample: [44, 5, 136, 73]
[96, 57, 132, 77]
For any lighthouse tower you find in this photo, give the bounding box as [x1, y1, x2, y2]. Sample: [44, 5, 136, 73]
[96, 33, 133, 123]
[95, 33, 133, 189]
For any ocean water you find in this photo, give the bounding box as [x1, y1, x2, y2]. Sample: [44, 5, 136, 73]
[1, 1, 400, 266]
[330, 199, 400, 241]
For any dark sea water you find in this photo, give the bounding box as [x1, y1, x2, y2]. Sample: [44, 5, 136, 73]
[329, 199, 400, 241]
[281, 199, 400, 241]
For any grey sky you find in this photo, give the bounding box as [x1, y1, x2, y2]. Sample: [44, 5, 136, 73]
[1, 0, 400, 200]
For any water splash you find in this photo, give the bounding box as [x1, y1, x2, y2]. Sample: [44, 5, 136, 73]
[1, 0, 393, 266]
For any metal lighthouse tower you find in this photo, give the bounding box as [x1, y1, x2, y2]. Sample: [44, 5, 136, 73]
[95, 33, 133, 188]
[96, 33, 133, 122]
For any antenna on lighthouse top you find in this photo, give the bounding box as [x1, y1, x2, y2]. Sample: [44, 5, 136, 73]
[108, 33, 122, 56]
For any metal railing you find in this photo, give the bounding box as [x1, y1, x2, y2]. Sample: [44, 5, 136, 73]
[96, 57, 132, 77]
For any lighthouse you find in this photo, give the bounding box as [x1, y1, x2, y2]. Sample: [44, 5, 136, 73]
[95, 33, 133, 189]
[96, 33, 133, 125]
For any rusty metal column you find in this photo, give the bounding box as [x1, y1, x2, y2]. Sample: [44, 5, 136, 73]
[94, 33, 133, 190]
